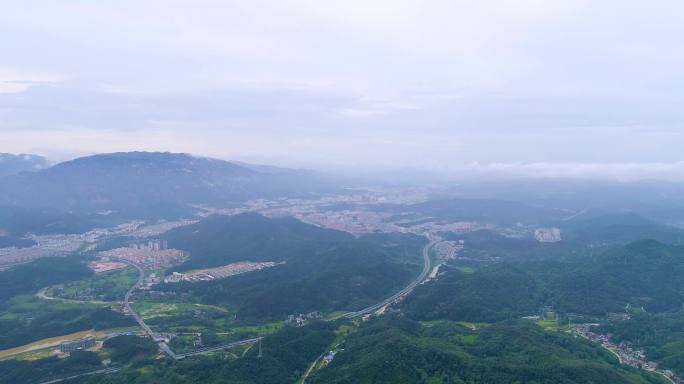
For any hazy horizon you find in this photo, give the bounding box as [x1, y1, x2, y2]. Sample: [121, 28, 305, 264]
[2, 1, 684, 180]
[5, 150, 684, 184]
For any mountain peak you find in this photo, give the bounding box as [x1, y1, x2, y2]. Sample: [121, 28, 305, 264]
[0, 151, 333, 214]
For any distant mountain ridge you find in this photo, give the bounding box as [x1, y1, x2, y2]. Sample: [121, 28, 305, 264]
[0, 153, 48, 177]
[561, 212, 684, 244]
[0, 151, 335, 216]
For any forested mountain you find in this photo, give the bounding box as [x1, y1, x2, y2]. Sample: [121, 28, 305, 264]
[161, 214, 425, 321]
[166, 213, 353, 269]
[441, 230, 585, 261]
[0, 257, 92, 304]
[309, 316, 664, 384]
[402, 264, 546, 322]
[0, 152, 335, 215]
[403, 240, 684, 322]
[560, 212, 684, 245]
[443, 179, 684, 223]
[0, 205, 127, 237]
[548, 240, 684, 314]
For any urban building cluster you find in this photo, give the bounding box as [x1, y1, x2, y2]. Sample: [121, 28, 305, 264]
[202, 190, 436, 236]
[0, 221, 143, 267]
[164, 261, 282, 283]
[98, 240, 186, 270]
[131, 239, 169, 251]
[293, 210, 488, 236]
[427, 239, 465, 280]
[296, 210, 402, 234]
[0, 218, 204, 269]
[434, 240, 464, 260]
[410, 221, 488, 235]
[0, 188, 525, 269]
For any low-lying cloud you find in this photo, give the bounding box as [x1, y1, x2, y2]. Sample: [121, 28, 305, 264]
[458, 162, 684, 182]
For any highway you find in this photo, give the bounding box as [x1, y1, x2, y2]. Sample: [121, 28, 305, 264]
[120, 260, 261, 360]
[174, 337, 262, 359]
[120, 260, 178, 359]
[38, 366, 123, 384]
[336, 239, 436, 319]
[302, 238, 436, 383]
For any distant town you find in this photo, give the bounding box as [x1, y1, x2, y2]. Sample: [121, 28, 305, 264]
[0, 190, 564, 281]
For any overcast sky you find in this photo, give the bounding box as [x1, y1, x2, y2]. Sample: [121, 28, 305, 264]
[1, 1, 684, 179]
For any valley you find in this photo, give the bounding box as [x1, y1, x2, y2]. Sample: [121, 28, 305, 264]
[2, 153, 684, 384]
[3, 2, 682, 381]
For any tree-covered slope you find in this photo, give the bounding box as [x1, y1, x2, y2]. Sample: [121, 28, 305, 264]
[309, 316, 664, 384]
[0, 257, 92, 303]
[166, 213, 353, 269]
[402, 264, 545, 322]
[0, 296, 134, 350]
[161, 214, 425, 321]
[404, 240, 684, 322]
[560, 213, 684, 245]
[545, 240, 684, 314]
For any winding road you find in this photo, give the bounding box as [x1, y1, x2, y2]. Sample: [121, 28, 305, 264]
[303, 238, 436, 383]
[333, 238, 436, 320]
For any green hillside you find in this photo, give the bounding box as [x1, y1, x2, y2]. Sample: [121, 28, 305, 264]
[309, 316, 665, 384]
[161, 214, 425, 322]
[404, 240, 684, 322]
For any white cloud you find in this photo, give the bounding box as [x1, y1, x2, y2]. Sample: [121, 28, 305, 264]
[459, 162, 684, 182]
[0, 1, 683, 179]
